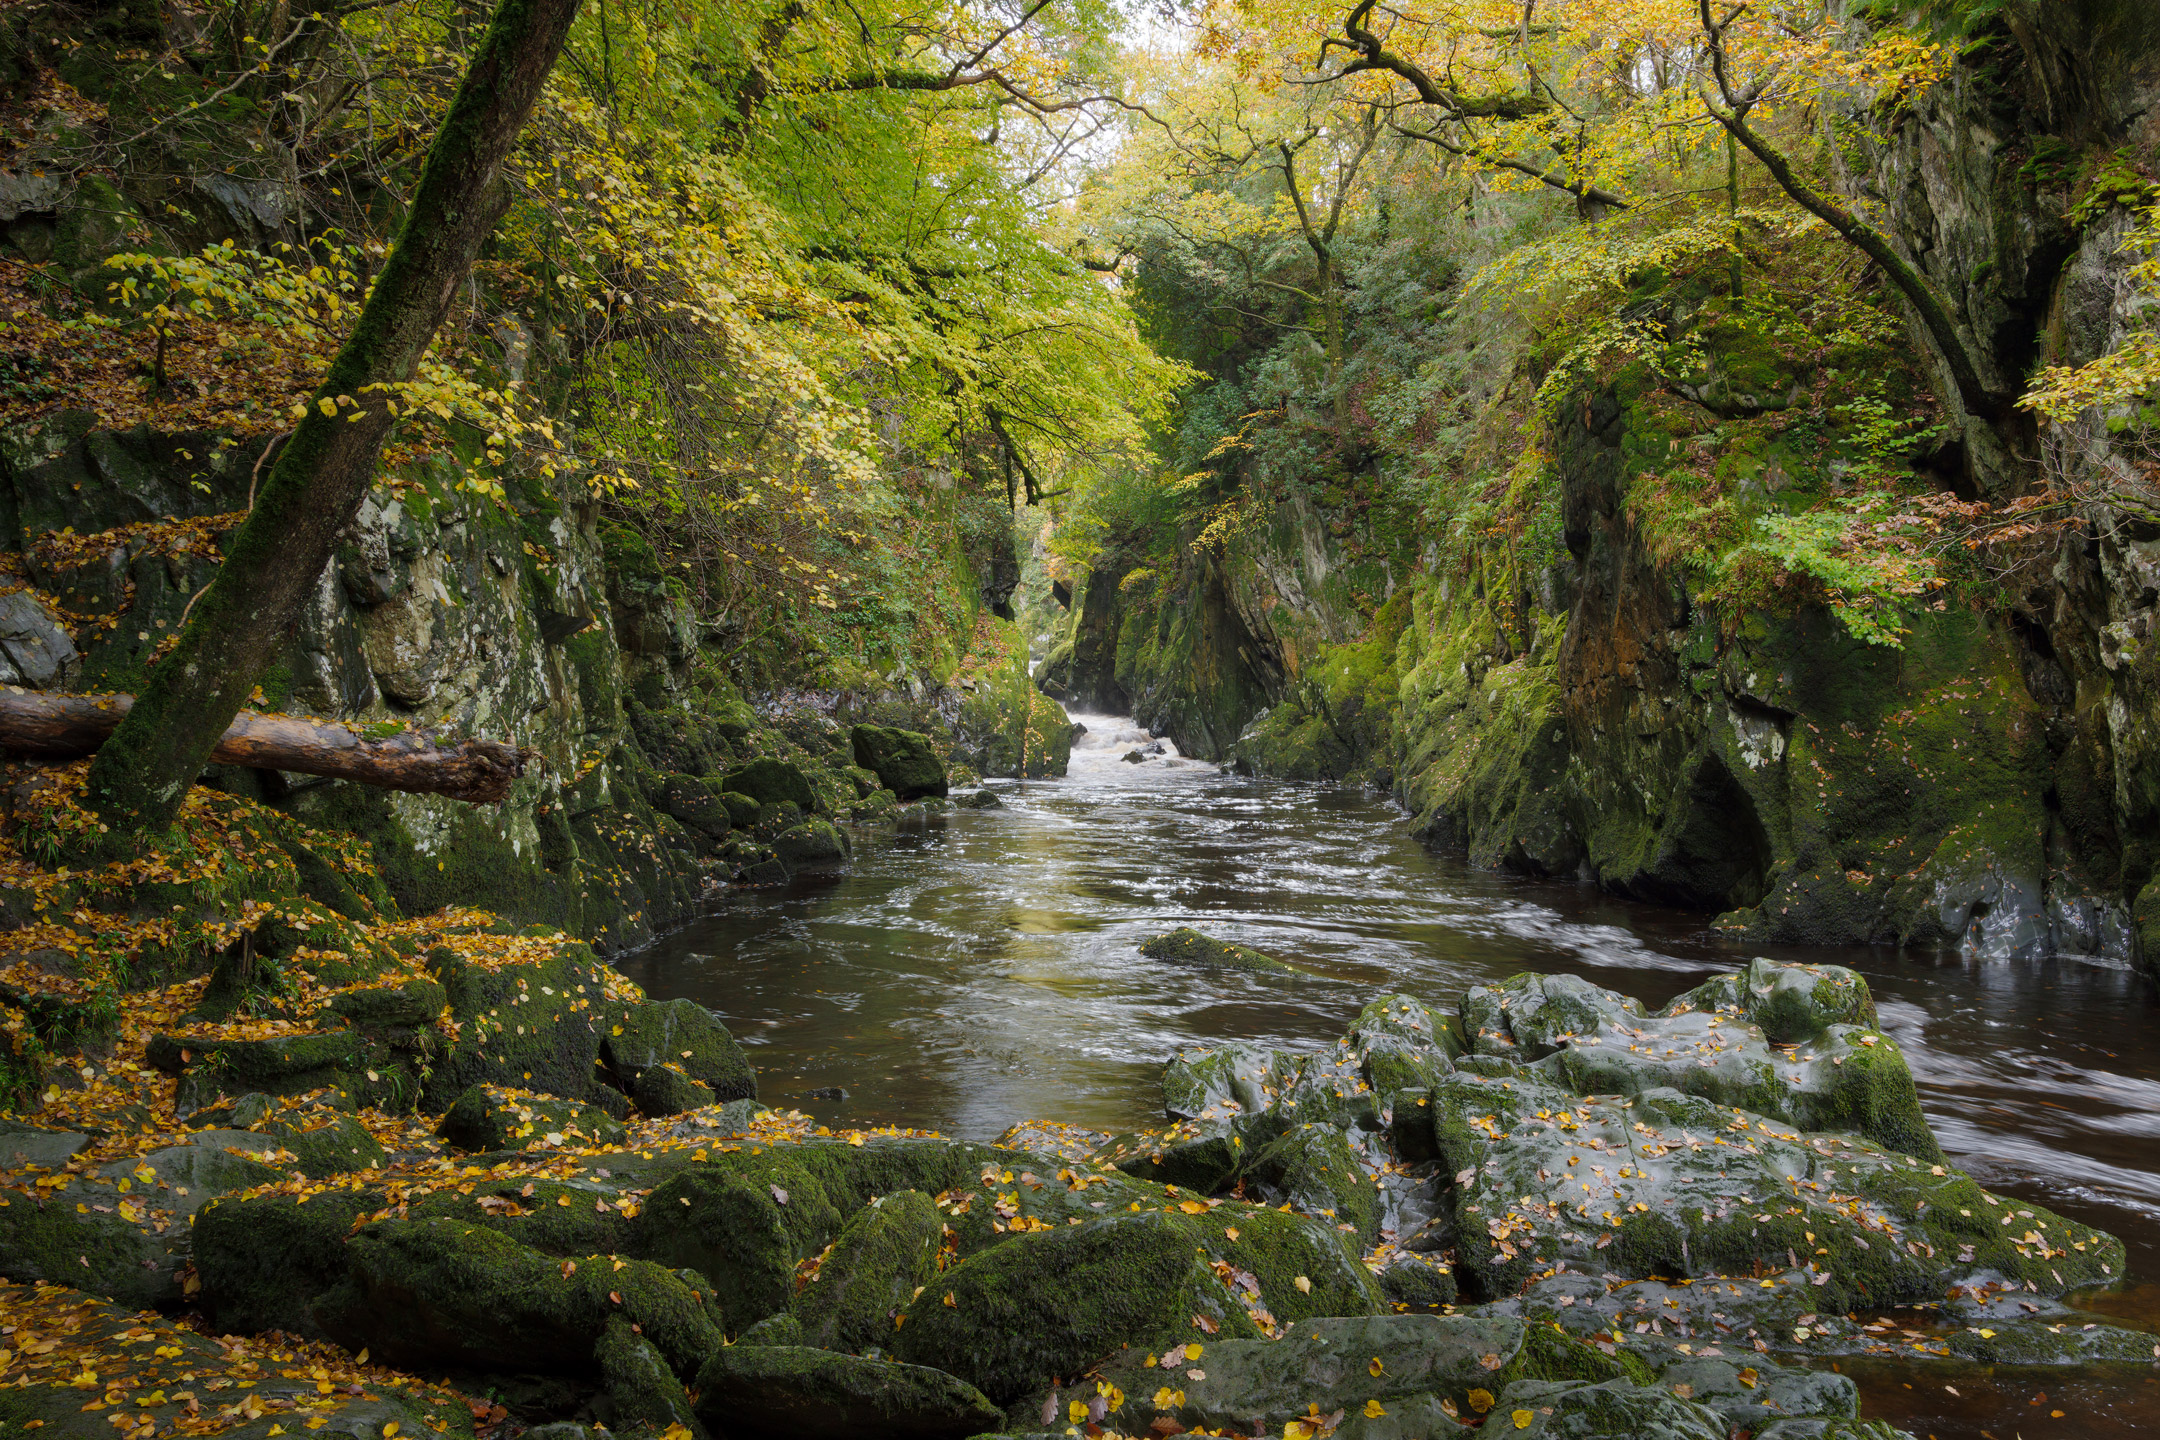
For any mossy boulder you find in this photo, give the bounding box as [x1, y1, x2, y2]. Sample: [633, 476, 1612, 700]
[1341, 993, 1463, 1104]
[604, 997, 757, 1101]
[1478, 966, 1940, 1161]
[0, 1280, 474, 1440]
[656, 773, 734, 841]
[792, 1189, 944, 1353]
[1023, 1313, 1530, 1438]
[691, 1344, 1001, 1440]
[1488, 1376, 1729, 1439]
[721, 757, 818, 811]
[632, 1156, 846, 1333]
[772, 818, 850, 869]
[0, 1134, 289, 1307]
[318, 1216, 722, 1375]
[890, 1210, 1263, 1402]
[597, 1315, 707, 1440]
[1137, 928, 1304, 976]
[193, 1185, 388, 1335]
[1241, 1124, 1377, 1239]
[437, 1083, 626, 1152]
[1372, 1249, 1458, 1310]
[632, 1062, 715, 1117]
[327, 977, 449, 1028]
[1667, 957, 1874, 1043]
[850, 725, 949, 800]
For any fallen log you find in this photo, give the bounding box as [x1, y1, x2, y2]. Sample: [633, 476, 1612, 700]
[0, 689, 538, 804]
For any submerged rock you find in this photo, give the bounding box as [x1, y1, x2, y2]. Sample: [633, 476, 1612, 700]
[1138, 927, 1306, 975]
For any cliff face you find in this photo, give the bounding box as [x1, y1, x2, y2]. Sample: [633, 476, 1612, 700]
[1184, 4, 2160, 967]
[0, 407, 1058, 954]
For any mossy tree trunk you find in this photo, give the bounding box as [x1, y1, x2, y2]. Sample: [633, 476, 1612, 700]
[82, 0, 584, 842]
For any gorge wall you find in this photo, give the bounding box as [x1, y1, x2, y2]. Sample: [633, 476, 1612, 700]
[1045, 0, 2160, 971]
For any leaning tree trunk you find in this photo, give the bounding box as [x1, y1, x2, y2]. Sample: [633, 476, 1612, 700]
[1, 691, 536, 804]
[82, 0, 584, 842]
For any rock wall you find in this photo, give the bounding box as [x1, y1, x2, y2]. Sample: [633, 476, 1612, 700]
[0, 411, 1064, 954]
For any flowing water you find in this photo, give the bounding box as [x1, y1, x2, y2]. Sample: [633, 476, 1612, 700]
[617, 715, 2160, 1439]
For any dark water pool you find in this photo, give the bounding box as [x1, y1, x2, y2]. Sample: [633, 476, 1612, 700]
[615, 716, 2160, 1439]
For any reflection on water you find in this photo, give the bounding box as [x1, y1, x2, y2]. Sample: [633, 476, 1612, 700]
[615, 713, 2160, 1438]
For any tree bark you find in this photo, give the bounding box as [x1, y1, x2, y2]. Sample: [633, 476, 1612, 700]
[82, 0, 584, 841]
[5, 691, 537, 804]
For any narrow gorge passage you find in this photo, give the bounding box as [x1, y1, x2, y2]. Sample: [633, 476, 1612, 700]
[622, 717, 2160, 1440]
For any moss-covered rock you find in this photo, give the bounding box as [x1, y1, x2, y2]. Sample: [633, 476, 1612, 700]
[851, 725, 949, 800]
[193, 1185, 387, 1335]
[721, 757, 818, 810]
[1241, 1124, 1377, 1240]
[438, 1083, 626, 1152]
[1136, 928, 1305, 976]
[793, 1189, 944, 1353]
[691, 1343, 1002, 1440]
[604, 997, 758, 1102]
[772, 818, 850, 869]
[597, 1315, 707, 1440]
[890, 1210, 1262, 1402]
[1024, 1313, 1529, 1438]
[632, 1062, 715, 1117]
[318, 1216, 722, 1376]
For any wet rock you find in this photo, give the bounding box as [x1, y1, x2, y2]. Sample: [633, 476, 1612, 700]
[1138, 928, 1305, 976]
[597, 1314, 708, 1440]
[1242, 1123, 1377, 1239]
[1670, 957, 1874, 1042]
[0, 1132, 286, 1307]
[1029, 1313, 1539, 1438]
[721, 757, 818, 810]
[792, 1188, 943, 1353]
[656, 773, 734, 841]
[1412, 1064, 2118, 1309]
[806, 1085, 849, 1100]
[891, 1211, 1264, 1401]
[632, 1062, 716, 1117]
[691, 1344, 1002, 1440]
[773, 818, 850, 869]
[0, 1280, 472, 1440]
[1467, 967, 1940, 1160]
[604, 997, 758, 1101]
[438, 1083, 626, 1152]
[0, 588, 79, 688]
[1371, 1247, 1458, 1310]
[1490, 1376, 1729, 1438]
[318, 1216, 721, 1375]
[953, 788, 1003, 809]
[1121, 749, 1146, 763]
[0, 1121, 87, 1170]
[850, 725, 949, 800]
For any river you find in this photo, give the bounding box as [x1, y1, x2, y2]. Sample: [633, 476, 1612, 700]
[616, 715, 2160, 1439]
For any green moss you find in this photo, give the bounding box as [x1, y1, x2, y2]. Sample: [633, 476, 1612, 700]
[890, 1211, 1263, 1403]
[791, 1189, 943, 1353]
[1135, 928, 1305, 976]
[320, 1216, 721, 1376]
[193, 1186, 387, 1336]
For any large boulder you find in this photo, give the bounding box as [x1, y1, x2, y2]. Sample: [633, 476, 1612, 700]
[1020, 1313, 1545, 1438]
[438, 1083, 626, 1152]
[317, 1217, 722, 1375]
[721, 757, 818, 810]
[1465, 967, 1939, 1160]
[692, 1344, 1001, 1440]
[0, 1280, 472, 1440]
[1408, 1063, 2119, 1309]
[850, 725, 949, 800]
[890, 1211, 1264, 1402]
[792, 1188, 944, 1353]
[604, 997, 758, 1101]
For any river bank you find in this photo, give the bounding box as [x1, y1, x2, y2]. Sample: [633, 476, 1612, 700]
[0, 717, 2148, 1440]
